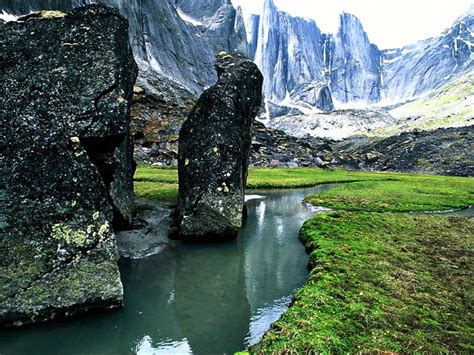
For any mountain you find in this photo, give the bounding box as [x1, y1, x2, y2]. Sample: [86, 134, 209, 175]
[1, 0, 472, 125]
[175, 0, 249, 56]
[253, 0, 326, 106]
[0, 0, 217, 93]
[380, 71, 474, 136]
[329, 13, 383, 104]
[248, 0, 473, 109]
[381, 7, 474, 104]
[248, 0, 384, 108]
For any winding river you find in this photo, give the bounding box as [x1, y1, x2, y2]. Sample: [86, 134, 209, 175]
[0, 185, 335, 354]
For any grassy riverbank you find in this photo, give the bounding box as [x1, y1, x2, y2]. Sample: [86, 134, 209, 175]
[134, 166, 474, 352]
[256, 212, 473, 353]
[134, 166, 473, 209]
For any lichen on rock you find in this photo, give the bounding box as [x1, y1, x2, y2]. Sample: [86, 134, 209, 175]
[0, 4, 137, 327]
[174, 53, 263, 239]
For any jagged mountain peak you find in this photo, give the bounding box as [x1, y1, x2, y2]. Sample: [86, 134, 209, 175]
[263, 0, 276, 10]
[337, 12, 373, 46]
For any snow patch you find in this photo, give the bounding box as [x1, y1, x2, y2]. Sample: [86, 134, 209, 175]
[176, 9, 203, 26]
[0, 11, 18, 22]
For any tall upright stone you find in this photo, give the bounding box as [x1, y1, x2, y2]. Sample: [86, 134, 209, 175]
[175, 53, 263, 239]
[0, 5, 137, 327]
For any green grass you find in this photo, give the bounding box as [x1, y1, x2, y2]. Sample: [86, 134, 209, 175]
[134, 166, 474, 212]
[305, 176, 474, 212]
[134, 165, 474, 352]
[255, 212, 474, 353]
[133, 166, 393, 202]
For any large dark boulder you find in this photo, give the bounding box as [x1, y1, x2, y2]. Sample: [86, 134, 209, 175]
[0, 5, 137, 327]
[175, 53, 263, 239]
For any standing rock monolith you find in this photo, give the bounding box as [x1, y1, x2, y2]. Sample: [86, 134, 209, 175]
[0, 5, 137, 327]
[175, 53, 263, 239]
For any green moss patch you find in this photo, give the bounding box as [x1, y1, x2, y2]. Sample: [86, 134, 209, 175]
[256, 212, 474, 353]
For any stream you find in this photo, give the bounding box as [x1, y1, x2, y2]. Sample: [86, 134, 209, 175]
[0, 185, 336, 355]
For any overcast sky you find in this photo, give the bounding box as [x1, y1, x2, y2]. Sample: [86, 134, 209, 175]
[231, 0, 473, 49]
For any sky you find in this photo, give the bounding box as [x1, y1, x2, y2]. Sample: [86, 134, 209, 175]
[231, 0, 473, 49]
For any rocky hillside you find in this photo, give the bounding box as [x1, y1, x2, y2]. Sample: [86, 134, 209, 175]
[378, 70, 474, 136]
[130, 84, 334, 169]
[333, 126, 474, 176]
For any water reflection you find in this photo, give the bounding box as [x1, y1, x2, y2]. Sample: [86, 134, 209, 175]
[0, 186, 335, 354]
[135, 336, 192, 354]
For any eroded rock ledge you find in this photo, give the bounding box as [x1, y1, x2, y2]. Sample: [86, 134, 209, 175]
[0, 5, 137, 327]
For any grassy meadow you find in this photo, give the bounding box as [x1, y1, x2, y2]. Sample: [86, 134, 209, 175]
[134, 165, 473, 353]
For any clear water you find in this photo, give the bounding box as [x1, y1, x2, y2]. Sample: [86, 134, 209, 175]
[0, 186, 333, 355]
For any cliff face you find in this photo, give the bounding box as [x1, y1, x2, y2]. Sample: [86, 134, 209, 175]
[176, 0, 249, 56]
[2, 0, 471, 109]
[247, 0, 473, 107]
[382, 7, 474, 103]
[254, 0, 326, 105]
[0, 5, 137, 327]
[329, 13, 382, 104]
[0, 0, 217, 93]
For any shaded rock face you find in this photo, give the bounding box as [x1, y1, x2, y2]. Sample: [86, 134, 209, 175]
[0, 5, 137, 327]
[176, 0, 249, 56]
[176, 53, 263, 239]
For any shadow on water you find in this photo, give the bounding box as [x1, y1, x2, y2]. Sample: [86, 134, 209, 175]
[0, 185, 335, 354]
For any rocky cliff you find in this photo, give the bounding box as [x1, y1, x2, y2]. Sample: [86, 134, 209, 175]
[382, 6, 474, 103]
[0, 0, 217, 94]
[330, 13, 383, 104]
[0, 5, 137, 326]
[2, 0, 471, 110]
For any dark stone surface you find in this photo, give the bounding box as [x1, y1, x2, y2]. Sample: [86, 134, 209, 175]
[175, 53, 263, 239]
[0, 5, 137, 327]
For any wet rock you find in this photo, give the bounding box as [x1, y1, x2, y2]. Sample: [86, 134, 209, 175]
[175, 53, 263, 239]
[0, 5, 137, 327]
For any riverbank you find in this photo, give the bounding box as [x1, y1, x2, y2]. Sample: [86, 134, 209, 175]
[254, 173, 473, 353]
[134, 166, 473, 353]
[134, 166, 472, 205]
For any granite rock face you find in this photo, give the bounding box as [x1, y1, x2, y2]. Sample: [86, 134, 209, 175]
[382, 7, 474, 103]
[176, 53, 263, 239]
[254, 0, 326, 106]
[0, 5, 137, 327]
[329, 13, 383, 104]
